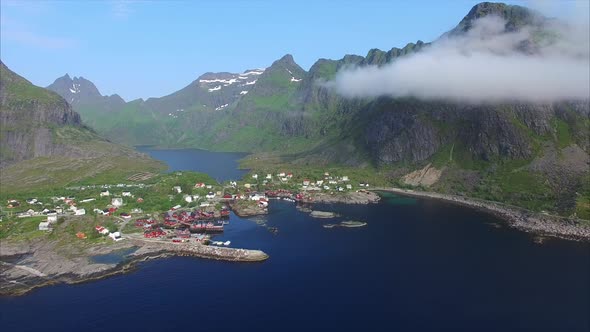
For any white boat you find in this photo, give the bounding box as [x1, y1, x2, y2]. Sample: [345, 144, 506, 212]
[223, 241, 231, 246]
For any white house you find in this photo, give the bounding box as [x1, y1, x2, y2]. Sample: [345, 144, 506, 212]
[38, 221, 51, 231]
[249, 193, 266, 201]
[109, 232, 123, 241]
[342, 176, 349, 182]
[74, 209, 86, 216]
[173, 186, 182, 194]
[244, 183, 252, 189]
[69, 205, 78, 212]
[26, 198, 38, 204]
[323, 185, 330, 190]
[200, 202, 211, 207]
[80, 198, 96, 203]
[346, 184, 353, 190]
[206, 185, 213, 189]
[122, 192, 132, 197]
[252, 174, 258, 179]
[266, 174, 272, 180]
[183, 195, 193, 203]
[278, 172, 286, 177]
[229, 181, 237, 187]
[206, 192, 216, 199]
[302, 179, 311, 186]
[47, 213, 58, 223]
[111, 198, 123, 207]
[316, 180, 324, 186]
[329, 180, 338, 185]
[100, 190, 110, 197]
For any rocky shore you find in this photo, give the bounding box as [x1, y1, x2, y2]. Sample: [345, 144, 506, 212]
[306, 191, 381, 204]
[378, 188, 590, 241]
[0, 235, 268, 297]
[228, 201, 268, 217]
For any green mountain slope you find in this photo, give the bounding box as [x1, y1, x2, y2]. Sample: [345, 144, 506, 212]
[0, 61, 165, 193]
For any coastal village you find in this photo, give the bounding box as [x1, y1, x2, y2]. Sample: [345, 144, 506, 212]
[1, 169, 379, 252]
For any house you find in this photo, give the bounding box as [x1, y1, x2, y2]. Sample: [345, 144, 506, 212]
[74, 209, 86, 216]
[100, 190, 110, 197]
[173, 186, 182, 194]
[252, 174, 258, 179]
[95, 226, 110, 235]
[54, 207, 63, 213]
[200, 202, 211, 207]
[258, 199, 269, 208]
[222, 194, 233, 200]
[338, 187, 344, 192]
[206, 192, 216, 199]
[244, 183, 252, 189]
[323, 185, 330, 190]
[122, 192, 132, 197]
[302, 179, 311, 186]
[69, 205, 78, 212]
[183, 195, 193, 203]
[7, 200, 20, 208]
[266, 174, 272, 179]
[131, 208, 143, 214]
[250, 193, 266, 201]
[26, 198, 38, 204]
[206, 185, 213, 189]
[109, 232, 123, 241]
[119, 212, 131, 219]
[324, 172, 330, 177]
[47, 213, 58, 223]
[38, 221, 51, 231]
[329, 180, 337, 184]
[316, 180, 324, 186]
[278, 172, 286, 177]
[80, 198, 95, 203]
[111, 198, 123, 207]
[342, 176, 349, 182]
[287, 173, 293, 178]
[136, 197, 144, 203]
[171, 205, 181, 210]
[281, 177, 288, 182]
[229, 181, 237, 187]
[76, 232, 87, 239]
[194, 182, 206, 188]
[346, 184, 353, 190]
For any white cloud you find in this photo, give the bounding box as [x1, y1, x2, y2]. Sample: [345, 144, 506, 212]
[326, 16, 590, 103]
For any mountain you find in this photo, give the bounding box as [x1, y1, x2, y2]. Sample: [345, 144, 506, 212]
[47, 74, 125, 113]
[0, 61, 164, 193]
[44, 2, 589, 217]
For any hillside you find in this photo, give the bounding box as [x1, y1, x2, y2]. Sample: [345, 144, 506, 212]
[44, 2, 589, 218]
[0, 61, 165, 193]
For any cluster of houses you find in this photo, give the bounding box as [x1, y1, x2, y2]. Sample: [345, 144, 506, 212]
[245, 171, 362, 193]
[94, 226, 123, 241]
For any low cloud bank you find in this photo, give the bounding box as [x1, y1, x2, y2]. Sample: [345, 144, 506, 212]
[326, 16, 589, 103]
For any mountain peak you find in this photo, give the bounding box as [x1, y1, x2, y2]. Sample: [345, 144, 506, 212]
[447, 1, 544, 36]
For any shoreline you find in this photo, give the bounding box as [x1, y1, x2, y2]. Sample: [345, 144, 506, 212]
[375, 187, 590, 242]
[0, 236, 268, 297]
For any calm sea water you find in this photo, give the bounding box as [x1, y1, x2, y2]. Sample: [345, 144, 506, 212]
[136, 146, 248, 182]
[1, 153, 589, 332]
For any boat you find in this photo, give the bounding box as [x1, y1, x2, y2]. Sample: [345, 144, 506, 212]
[223, 241, 231, 246]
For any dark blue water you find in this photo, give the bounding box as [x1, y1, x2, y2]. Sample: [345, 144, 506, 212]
[1, 154, 589, 332]
[136, 146, 248, 182]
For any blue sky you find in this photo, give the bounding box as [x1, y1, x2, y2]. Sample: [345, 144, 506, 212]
[0, 0, 585, 101]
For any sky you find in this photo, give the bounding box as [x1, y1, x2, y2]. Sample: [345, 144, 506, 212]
[0, 0, 586, 101]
